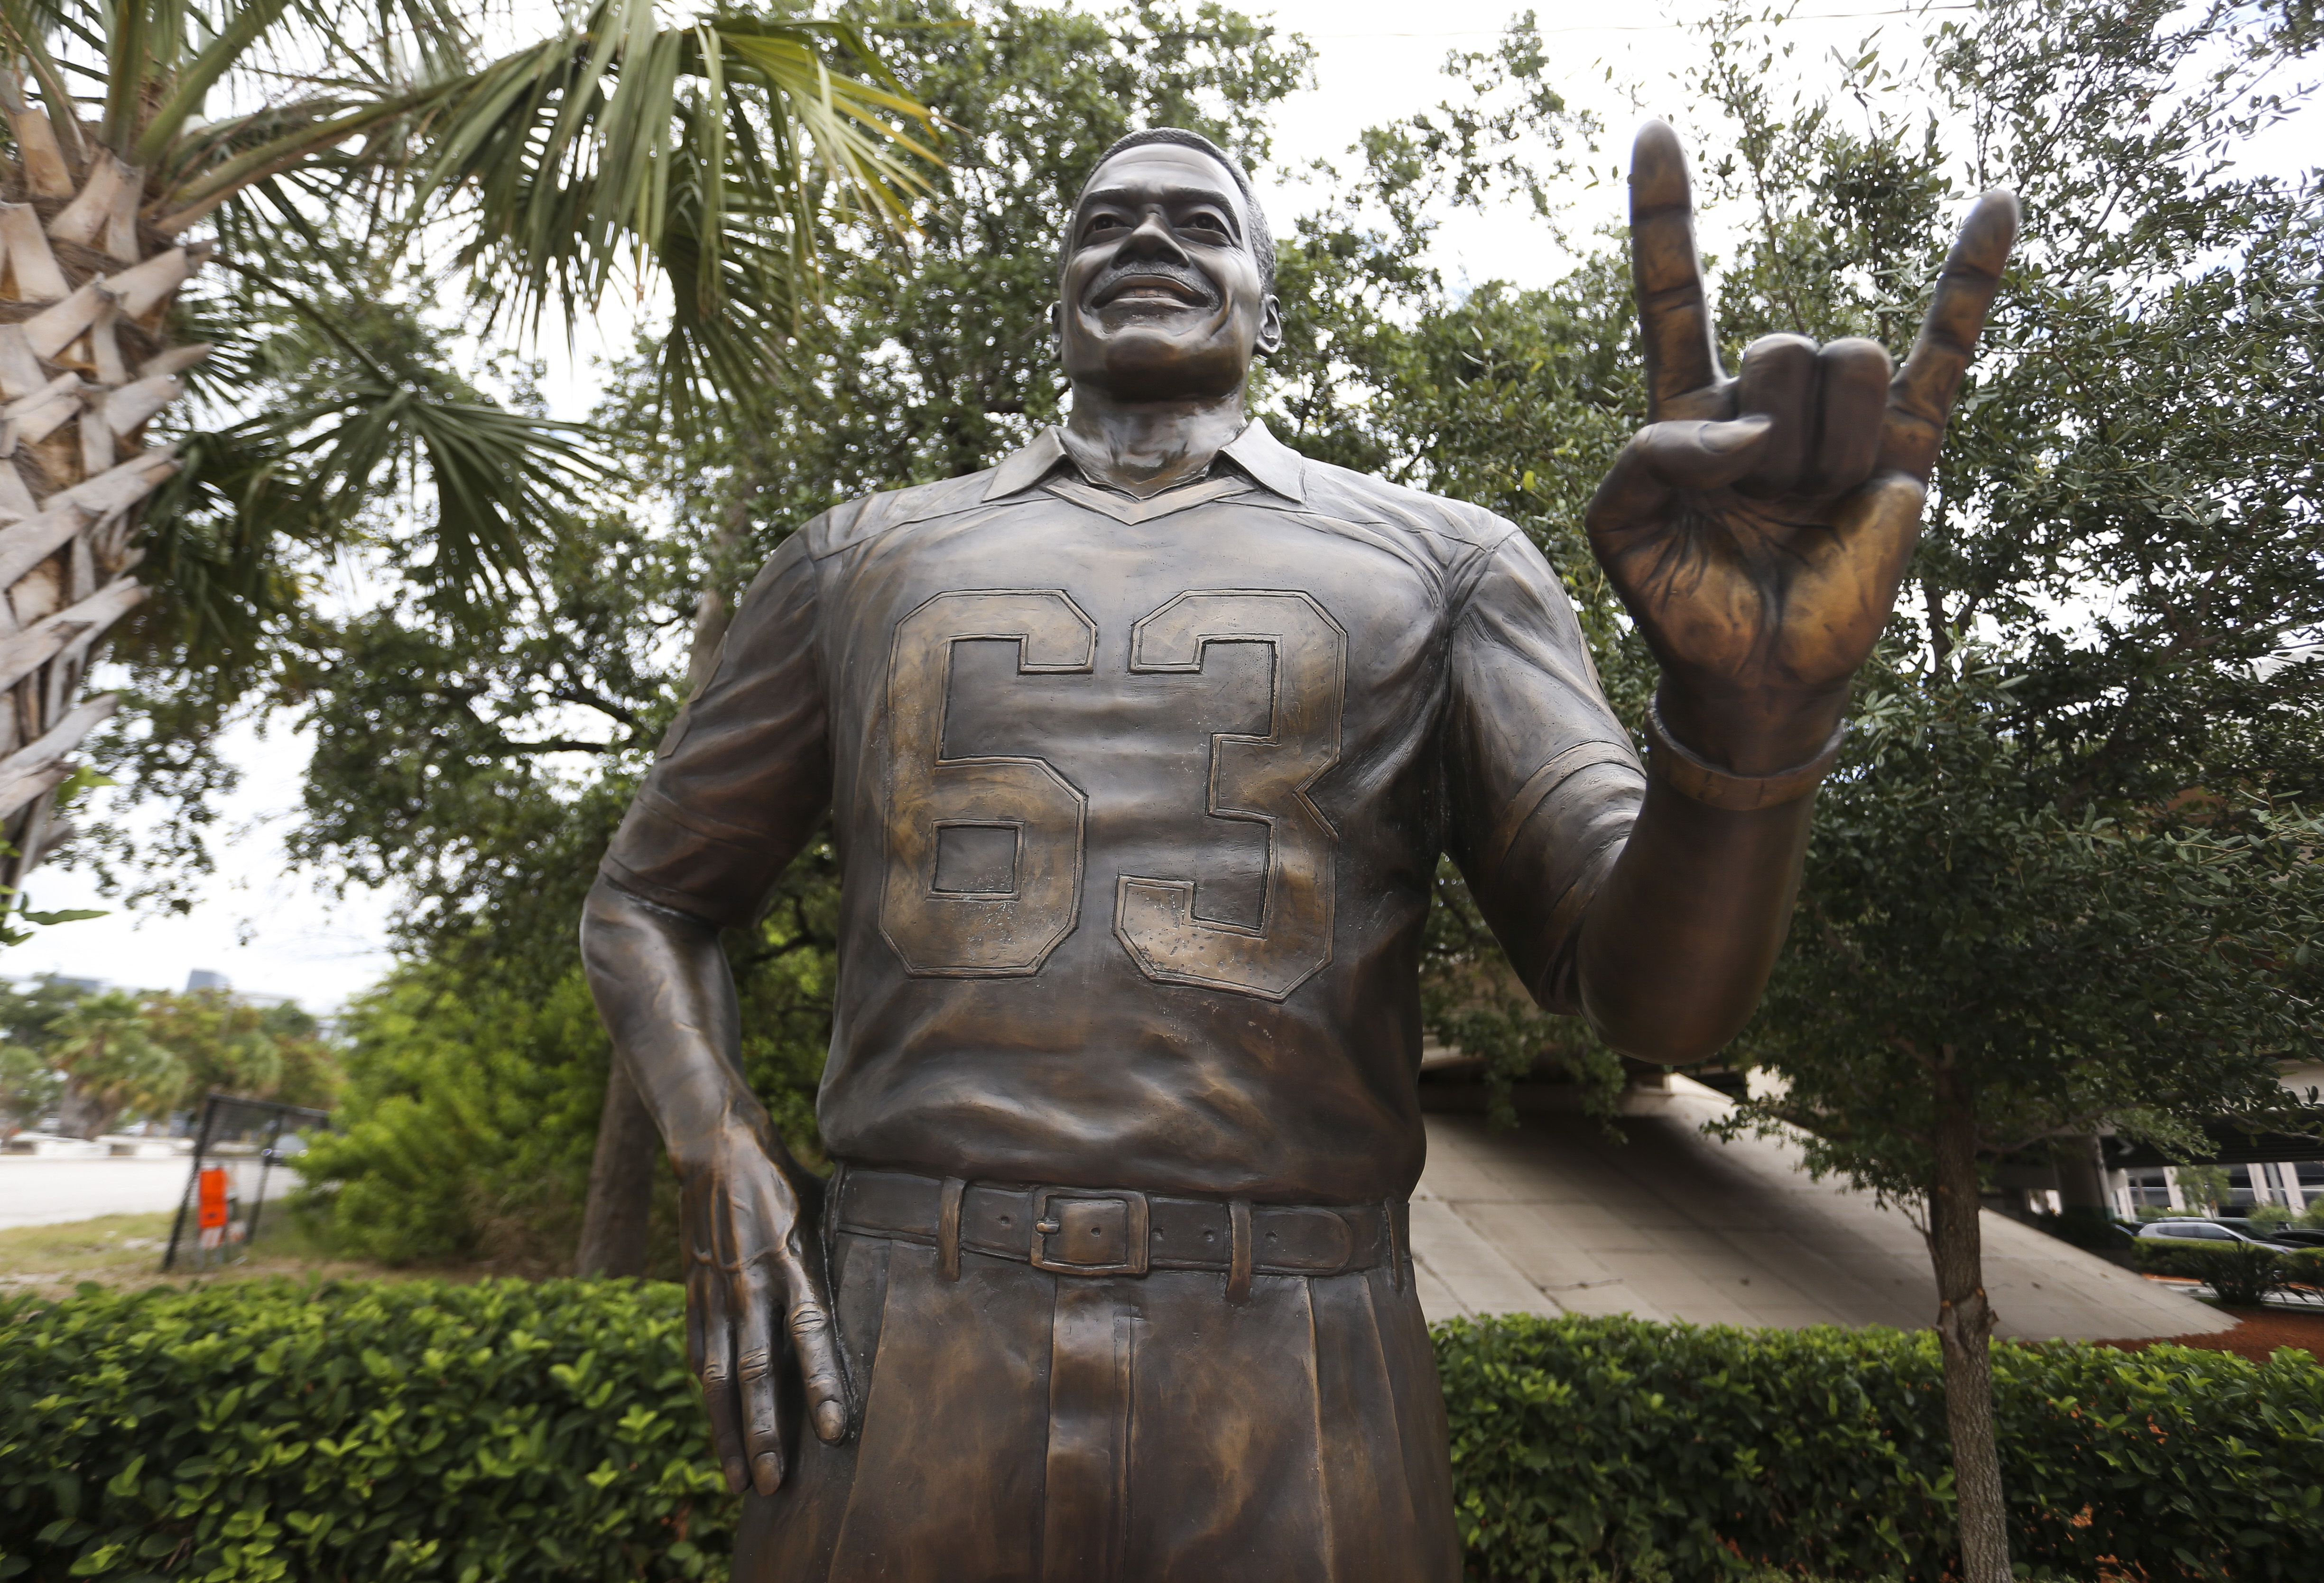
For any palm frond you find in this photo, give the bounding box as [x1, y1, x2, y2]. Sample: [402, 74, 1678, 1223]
[411, 0, 942, 403]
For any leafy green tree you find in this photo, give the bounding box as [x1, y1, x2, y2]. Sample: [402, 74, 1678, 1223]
[0, 0, 938, 931]
[49, 989, 179, 1137]
[0, 974, 83, 1133]
[141, 987, 340, 1108]
[1657, 2, 2324, 1574]
[0, 1039, 59, 1136]
[0, 974, 89, 1133]
[292, 964, 614, 1268]
[0, 974, 338, 1134]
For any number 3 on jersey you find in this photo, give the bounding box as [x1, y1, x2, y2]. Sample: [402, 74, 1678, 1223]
[879, 588, 1346, 1000]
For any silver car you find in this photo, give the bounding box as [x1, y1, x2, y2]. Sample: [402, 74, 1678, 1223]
[2136, 1219, 2298, 1251]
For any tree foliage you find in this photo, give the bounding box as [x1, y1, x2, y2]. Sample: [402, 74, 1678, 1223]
[0, 976, 336, 1137]
[1697, 0, 2324, 1208]
[20, 0, 941, 912]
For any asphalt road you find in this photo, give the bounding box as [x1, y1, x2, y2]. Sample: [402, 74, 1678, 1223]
[0, 1157, 194, 1230]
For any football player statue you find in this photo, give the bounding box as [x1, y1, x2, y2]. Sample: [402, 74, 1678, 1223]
[581, 122, 2016, 1581]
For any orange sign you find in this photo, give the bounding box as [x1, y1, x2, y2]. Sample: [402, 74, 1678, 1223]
[196, 1167, 229, 1230]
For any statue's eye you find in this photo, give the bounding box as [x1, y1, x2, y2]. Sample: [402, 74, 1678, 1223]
[1084, 214, 1123, 236]
[1184, 213, 1230, 237]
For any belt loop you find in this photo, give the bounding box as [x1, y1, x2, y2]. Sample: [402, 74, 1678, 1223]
[1384, 1200, 1404, 1293]
[936, 1177, 966, 1281]
[1225, 1199, 1253, 1306]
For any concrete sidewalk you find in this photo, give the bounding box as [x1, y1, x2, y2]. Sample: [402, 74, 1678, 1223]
[0, 1156, 192, 1230]
[1409, 1079, 2226, 1341]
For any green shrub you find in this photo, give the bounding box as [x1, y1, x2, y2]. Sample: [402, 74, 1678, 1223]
[2132, 1238, 2324, 1305]
[292, 969, 613, 1270]
[7, 1285, 2323, 1582]
[1439, 1313, 2324, 1582]
[0, 1279, 730, 1583]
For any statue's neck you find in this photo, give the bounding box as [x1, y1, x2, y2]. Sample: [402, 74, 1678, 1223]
[1059, 387, 1247, 500]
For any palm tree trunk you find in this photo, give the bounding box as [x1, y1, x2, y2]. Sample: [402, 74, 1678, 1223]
[0, 86, 197, 908]
[1929, 1062, 2012, 1583]
[55, 1078, 117, 1138]
[574, 507, 751, 1276]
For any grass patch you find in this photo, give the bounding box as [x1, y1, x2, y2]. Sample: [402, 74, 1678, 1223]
[0, 1206, 413, 1298]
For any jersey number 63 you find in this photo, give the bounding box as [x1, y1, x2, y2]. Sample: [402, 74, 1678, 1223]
[879, 588, 1345, 1002]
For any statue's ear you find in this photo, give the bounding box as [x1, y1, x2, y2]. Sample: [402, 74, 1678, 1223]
[1047, 300, 1065, 362]
[1255, 294, 1284, 360]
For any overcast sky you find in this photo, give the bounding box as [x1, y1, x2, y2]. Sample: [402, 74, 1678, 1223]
[11, 0, 2283, 1008]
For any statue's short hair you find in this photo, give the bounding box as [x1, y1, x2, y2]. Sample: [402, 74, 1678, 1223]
[1062, 128, 1276, 295]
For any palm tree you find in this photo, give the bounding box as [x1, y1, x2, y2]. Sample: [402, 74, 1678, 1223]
[0, 0, 937, 910]
[50, 987, 178, 1136]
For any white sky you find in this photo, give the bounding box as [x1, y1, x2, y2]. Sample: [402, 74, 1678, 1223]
[10, 0, 2304, 1009]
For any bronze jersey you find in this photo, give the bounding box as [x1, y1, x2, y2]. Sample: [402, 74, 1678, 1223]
[601, 420, 1645, 1202]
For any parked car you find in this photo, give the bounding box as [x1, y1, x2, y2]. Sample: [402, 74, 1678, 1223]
[2135, 1219, 2301, 1252]
[2259, 1228, 2324, 1250]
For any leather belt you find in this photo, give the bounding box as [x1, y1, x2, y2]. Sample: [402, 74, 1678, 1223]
[833, 1165, 1397, 1287]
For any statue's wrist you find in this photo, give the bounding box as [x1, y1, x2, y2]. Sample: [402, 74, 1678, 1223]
[1651, 680, 1848, 774]
[1646, 688, 1847, 810]
[671, 1112, 777, 1180]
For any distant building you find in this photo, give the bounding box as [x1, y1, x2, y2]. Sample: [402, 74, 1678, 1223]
[185, 969, 231, 993]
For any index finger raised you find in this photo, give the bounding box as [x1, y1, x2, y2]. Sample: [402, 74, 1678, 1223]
[1880, 190, 2019, 480]
[1630, 121, 1725, 417]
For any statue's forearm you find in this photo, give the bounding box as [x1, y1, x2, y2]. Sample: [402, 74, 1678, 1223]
[580, 875, 780, 1174]
[1571, 776, 1816, 1062]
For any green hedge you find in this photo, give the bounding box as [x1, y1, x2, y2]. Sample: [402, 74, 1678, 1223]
[2132, 1238, 2324, 1305]
[0, 1281, 729, 1583]
[1442, 1314, 2324, 1581]
[5, 1282, 2321, 1582]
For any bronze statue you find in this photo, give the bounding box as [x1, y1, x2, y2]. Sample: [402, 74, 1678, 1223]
[581, 121, 2016, 1581]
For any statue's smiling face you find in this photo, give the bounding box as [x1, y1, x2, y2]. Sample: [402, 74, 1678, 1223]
[1055, 145, 1281, 401]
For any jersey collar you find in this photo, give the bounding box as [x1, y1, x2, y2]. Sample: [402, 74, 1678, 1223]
[983, 417, 1308, 505]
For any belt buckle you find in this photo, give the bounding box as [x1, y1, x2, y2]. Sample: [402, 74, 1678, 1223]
[1028, 1188, 1150, 1276]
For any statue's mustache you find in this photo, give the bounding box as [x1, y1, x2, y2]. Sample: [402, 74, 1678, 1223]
[1088, 259, 1220, 308]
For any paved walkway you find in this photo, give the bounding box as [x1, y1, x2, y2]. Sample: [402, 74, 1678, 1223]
[0, 1156, 191, 1230]
[1410, 1079, 2225, 1341]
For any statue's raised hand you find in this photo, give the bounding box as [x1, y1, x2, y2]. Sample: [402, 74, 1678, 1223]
[1586, 122, 2017, 775]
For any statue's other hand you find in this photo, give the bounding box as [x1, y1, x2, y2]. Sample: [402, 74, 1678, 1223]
[1585, 121, 2017, 767]
[680, 1130, 849, 1497]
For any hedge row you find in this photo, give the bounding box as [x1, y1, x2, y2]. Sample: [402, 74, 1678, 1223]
[0, 1281, 729, 1583]
[3, 1279, 2320, 1582]
[2132, 1238, 2324, 1305]
[1442, 1312, 2324, 1581]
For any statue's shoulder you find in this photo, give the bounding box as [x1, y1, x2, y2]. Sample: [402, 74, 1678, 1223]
[799, 469, 1003, 559]
[1290, 456, 1525, 560]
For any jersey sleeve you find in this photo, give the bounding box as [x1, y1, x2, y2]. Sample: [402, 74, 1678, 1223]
[598, 531, 833, 927]
[1442, 530, 1647, 1012]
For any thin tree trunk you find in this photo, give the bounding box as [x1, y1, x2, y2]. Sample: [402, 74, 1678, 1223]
[574, 1060, 660, 1276]
[1929, 1062, 2011, 1583]
[574, 504, 752, 1276]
